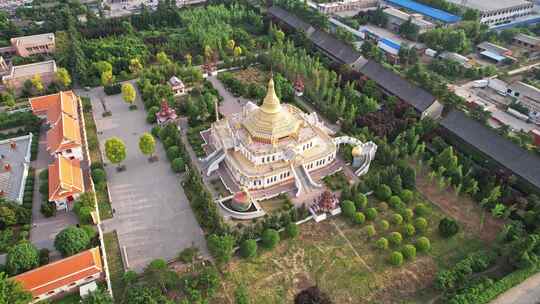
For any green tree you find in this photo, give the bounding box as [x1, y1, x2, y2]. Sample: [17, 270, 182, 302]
[100, 70, 114, 87]
[55, 68, 72, 88]
[240, 239, 257, 258]
[0, 206, 16, 226]
[81, 288, 113, 304]
[6, 242, 39, 275]
[402, 244, 416, 260]
[54, 226, 91, 257]
[0, 272, 31, 304]
[121, 83, 137, 105]
[438, 217, 459, 238]
[129, 58, 143, 75]
[341, 200, 356, 218]
[30, 74, 44, 93]
[416, 237, 431, 252]
[353, 212, 366, 225]
[156, 51, 171, 66]
[105, 137, 127, 168]
[207, 234, 235, 265]
[365, 225, 376, 239]
[389, 232, 403, 246]
[389, 251, 404, 266]
[376, 237, 389, 250]
[261, 229, 280, 249]
[171, 158, 185, 173]
[139, 133, 156, 158]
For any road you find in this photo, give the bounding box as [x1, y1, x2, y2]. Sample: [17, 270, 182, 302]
[82, 81, 208, 272]
[491, 271, 540, 304]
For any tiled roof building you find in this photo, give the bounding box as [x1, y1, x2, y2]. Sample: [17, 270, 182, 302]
[48, 155, 84, 209]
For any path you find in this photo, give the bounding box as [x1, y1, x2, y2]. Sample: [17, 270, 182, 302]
[330, 219, 372, 272]
[85, 80, 208, 272]
[490, 271, 540, 304]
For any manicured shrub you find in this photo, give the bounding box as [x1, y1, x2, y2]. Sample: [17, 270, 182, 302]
[375, 237, 389, 250]
[171, 157, 185, 173]
[401, 208, 414, 222]
[355, 193, 368, 210]
[403, 224, 416, 237]
[54, 226, 91, 257]
[151, 125, 161, 138]
[166, 146, 180, 161]
[402, 244, 416, 260]
[391, 213, 403, 225]
[400, 189, 414, 204]
[341, 200, 356, 218]
[40, 202, 56, 217]
[262, 229, 280, 249]
[353, 212, 366, 225]
[439, 217, 459, 238]
[240, 239, 257, 258]
[285, 223, 299, 238]
[414, 203, 430, 217]
[388, 196, 402, 209]
[389, 232, 403, 246]
[375, 184, 392, 201]
[91, 168, 106, 184]
[365, 225, 376, 238]
[416, 237, 431, 252]
[379, 220, 390, 231]
[6, 242, 39, 275]
[365, 208, 378, 220]
[39, 169, 48, 181]
[414, 217, 428, 233]
[389, 251, 404, 266]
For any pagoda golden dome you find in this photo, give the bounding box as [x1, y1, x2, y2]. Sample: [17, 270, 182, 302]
[243, 78, 300, 143]
[352, 145, 363, 157]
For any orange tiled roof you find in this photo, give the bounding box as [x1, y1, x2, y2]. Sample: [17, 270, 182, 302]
[11, 247, 102, 298]
[28, 91, 78, 123]
[46, 113, 81, 154]
[48, 155, 84, 201]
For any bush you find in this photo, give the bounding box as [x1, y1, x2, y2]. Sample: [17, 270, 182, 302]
[389, 251, 404, 266]
[39, 248, 50, 265]
[54, 226, 91, 257]
[240, 239, 257, 258]
[376, 184, 392, 201]
[171, 157, 185, 173]
[353, 212, 366, 225]
[379, 220, 390, 231]
[435, 250, 497, 291]
[389, 232, 403, 246]
[178, 247, 199, 263]
[400, 190, 414, 204]
[104, 83, 121, 95]
[388, 196, 403, 209]
[414, 203, 430, 217]
[285, 223, 299, 238]
[40, 202, 56, 217]
[402, 244, 416, 260]
[414, 217, 428, 233]
[91, 168, 106, 184]
[208, 234, 235, 265]
[365, 208, 378, 221]
[166, 146, 180, 161]
[151, 125, 161, 138]
[365, 225, 376, 238]
[39, 169, 48, 181]
[391, 213, 403, 225]
[376, 237, 389, 250]
[403, 224, 416, 237]
[401, 208, 414, 222]
[439, 217, 459, 238]
[341, 200, 356, 218]
[355, 193, 368, 210]
[147, 106, 159, 123]
[416, 237, 431, 252]
[262, 229, 280, 249]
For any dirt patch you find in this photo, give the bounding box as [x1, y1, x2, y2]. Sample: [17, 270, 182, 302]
[233, 67, 267, 85]
[415, 164, 504, 243]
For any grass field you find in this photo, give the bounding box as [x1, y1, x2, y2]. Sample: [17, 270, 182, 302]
[103, 231, 125, 300]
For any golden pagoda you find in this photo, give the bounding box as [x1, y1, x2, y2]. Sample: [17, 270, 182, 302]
[242, 78, 301, 144]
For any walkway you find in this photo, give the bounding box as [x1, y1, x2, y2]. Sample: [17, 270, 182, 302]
[490, 271, 540, 304]
[86, 81, 207, 272]
[29, 125, 78, 258]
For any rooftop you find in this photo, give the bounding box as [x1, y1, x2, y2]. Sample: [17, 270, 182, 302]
[358, 60, 436, 112]
[11, 33, 55, 46]
[383, 7, 435, 27]
[5, 60, 57, 79]
[513, 33, 540, 46]
[12, 247, 102, 298]
[0, 134, 32, 203]
[509, 81, 540, 103]
[477, 41, 511, 55]
[46, 113, 82, 154]
[441, 109, 540, 190]
[48, 155, 84, 202]
[384, 0, 461, 23]
[29, 91, 78, 122]
[447, 0, 532, 12]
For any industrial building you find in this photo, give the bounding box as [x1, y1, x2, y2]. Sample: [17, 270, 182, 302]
[383, 7, 436, 33]
[382, 0, 461, 23]
[447, 0, 534, 27]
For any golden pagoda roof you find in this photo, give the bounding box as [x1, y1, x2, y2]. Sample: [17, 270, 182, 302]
[243, 78, 300, 143]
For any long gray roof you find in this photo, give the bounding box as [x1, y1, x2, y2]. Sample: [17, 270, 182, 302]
[358, 60, 436, 112]
[441, 109, 540, 190]
[267, 6, 362, 65]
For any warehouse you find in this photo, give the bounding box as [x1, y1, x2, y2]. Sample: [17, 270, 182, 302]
[447, 0, 533, 27]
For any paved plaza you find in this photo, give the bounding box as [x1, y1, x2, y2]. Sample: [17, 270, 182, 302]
[80, 81, 207, 272]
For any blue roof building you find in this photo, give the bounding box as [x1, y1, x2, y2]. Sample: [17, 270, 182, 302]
[384, 0, 461, 23]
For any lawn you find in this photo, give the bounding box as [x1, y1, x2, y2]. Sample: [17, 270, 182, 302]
[82, 100, 113, 220]
[103, 231, 125, 300]
[258, 194, 293, 214]
[212, 192, 487, 303]
[322, 170, 349, 191]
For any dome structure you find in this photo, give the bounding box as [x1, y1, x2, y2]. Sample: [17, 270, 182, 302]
[243, 78, 301, 144]
[352, 145, 363, 157]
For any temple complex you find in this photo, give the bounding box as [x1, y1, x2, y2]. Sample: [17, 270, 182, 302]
[204, 77, 377, 199]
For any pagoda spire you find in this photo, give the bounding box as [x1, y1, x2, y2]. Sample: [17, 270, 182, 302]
[260, 77, 281, 115]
